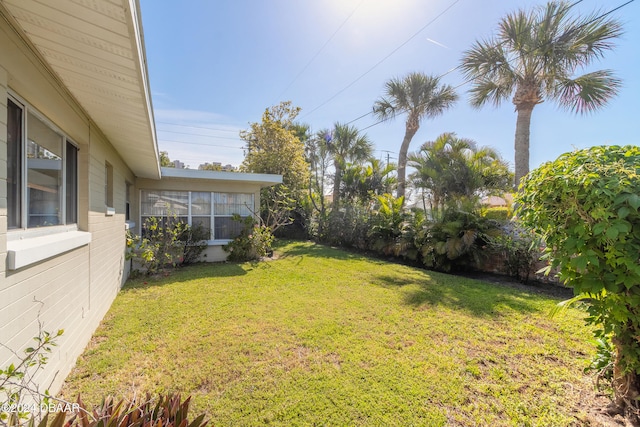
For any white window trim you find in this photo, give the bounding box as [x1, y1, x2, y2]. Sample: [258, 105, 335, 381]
[7, 227, 91, 270]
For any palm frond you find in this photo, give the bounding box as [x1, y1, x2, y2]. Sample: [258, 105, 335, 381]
[372, 97, 397, 121]
[468, 78, 514, 108]
[554, 70, 621, 114]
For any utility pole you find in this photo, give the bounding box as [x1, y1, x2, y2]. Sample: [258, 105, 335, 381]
[380, 150, 395, 169]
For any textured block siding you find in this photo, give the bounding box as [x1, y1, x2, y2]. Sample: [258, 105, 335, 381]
[0, 18, 137, 395]
[0, 246, 91, 392]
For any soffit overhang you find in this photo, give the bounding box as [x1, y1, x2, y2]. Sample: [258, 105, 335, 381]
[1, 0, 160, 179]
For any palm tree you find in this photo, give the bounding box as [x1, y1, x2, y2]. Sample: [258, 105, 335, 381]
[329, 123, 373, 209]
[373, 72, 458, 201]
[460, 1, 622, 186]
[340, 158, 396, 204]
[408, 132, 512, 213]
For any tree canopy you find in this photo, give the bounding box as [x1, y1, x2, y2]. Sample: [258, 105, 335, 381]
[240, 101, 309, 195]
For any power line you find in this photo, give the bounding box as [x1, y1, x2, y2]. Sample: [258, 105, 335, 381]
[157, 128, 244, 141]
[156, 121, 240, 133]
[300, 0, 463, 120]
[275, 0, 366, 102]
[358, 0, 629, 133]
[158, 138, 246, 150]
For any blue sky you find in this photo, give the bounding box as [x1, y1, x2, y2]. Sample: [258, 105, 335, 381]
[139, 0, 639, 172]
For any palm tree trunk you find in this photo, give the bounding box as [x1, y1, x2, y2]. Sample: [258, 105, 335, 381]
[514, 106, 533, 188]
[397, 127, 418, 201]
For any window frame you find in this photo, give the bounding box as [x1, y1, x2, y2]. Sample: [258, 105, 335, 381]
[7, 92, 79, 232]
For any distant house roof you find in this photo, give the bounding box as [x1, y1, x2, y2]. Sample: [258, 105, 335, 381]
[160, 167, 282, 187]
[2, 0, 160, 179]
[482, 194, 514, 207]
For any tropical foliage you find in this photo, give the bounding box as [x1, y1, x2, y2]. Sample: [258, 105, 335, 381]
[126, 216, 208, 275]
[409, 132, 512, 213]
[327, 123, 373, 209]
[460, 1, 622, 185]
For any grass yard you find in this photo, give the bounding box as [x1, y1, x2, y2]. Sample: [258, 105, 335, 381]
[61, 241, 598, 426]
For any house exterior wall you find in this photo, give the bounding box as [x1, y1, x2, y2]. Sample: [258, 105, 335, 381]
[0, 15, 135, 394]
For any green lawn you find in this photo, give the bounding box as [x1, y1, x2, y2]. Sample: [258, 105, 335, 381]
[62, 241, 597, 426]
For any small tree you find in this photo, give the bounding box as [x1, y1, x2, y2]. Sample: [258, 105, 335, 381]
[159, 151, 174, 167]
[516, 145, 640, 413]
[240, 101, 310, 231]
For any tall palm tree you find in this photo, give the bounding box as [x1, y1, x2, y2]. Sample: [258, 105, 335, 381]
[373, 72, 458, 201]
[329, 123, 373, 209]
[460, 1, 622, 186]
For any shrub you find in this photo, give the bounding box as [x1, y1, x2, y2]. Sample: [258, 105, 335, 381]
[416, 208, 500, 272]
[483, 206, 510, 221]
[322, 202, 371, 250]
[126, 216, 208, 275]
[179, 224, 209, 265]
[488, 223, 542, 283]
[223, 215, 274, 262]
[517, 145, 640, 411]
[367, 194, 407, 256]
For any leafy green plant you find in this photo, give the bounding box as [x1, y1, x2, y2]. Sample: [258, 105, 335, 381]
[323, 201, 371, 250]
[517, 145, 640, 412]
[416, 208, 499, 272]
[178, 224, 209, 265]
[585, 336, 615, 389]
[1, 327, 64, 426]
[223, 215, 274, 262]
[367, 193, 417, 260]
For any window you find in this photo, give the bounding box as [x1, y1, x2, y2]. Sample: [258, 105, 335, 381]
[139, 190, 254, 240]
[105, 162, 113, 208]
[7, 97, 78, 229]
[190, 191, 211, 237]
[213, 193, 253, 239]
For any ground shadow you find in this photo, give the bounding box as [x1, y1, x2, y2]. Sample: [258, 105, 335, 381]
[275, 240, 377, 262]
[373, 271, 550, 318]
[123, 261, 248, 290]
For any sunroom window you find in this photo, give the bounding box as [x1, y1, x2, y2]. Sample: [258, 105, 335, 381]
[139, 190, 254, 240]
